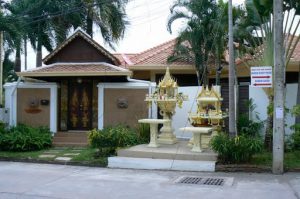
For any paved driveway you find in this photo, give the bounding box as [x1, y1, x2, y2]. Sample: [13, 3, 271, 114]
[0, 162, 299, 199]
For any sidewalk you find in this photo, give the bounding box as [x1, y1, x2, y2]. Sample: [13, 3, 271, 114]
[0, 161, 299, 199]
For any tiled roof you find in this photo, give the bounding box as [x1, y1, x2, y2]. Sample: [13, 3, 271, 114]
[125, 36, 300, 69]
[113, 53, 137, 68]
[129, 39, 194, 66]
[17, 62, 131, 77]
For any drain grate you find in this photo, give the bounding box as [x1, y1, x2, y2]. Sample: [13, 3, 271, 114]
[176, 176, 226, 186]
[203, 178, 224, 186]
[179, 177, 203, 184]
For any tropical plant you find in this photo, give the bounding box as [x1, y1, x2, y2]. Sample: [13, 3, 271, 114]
[6, 0, 129, 69]
[237, 0, 300, 149]
[0, 1, 23, 72]
[237, 99, 263, 137]
[167, 0, 244, 86]
[136, 123, 150, 143]
[210, 132, 263, 163]
[88, 125, 143, 156]
[81, 0, 129, 49]
[3, 50, 18, 82]
[0, 124, 52, 152]
[167, 0, 218, 86]
[290, 105, 300, 150]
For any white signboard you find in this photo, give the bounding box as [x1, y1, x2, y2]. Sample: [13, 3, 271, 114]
[251, 66, 273, 87]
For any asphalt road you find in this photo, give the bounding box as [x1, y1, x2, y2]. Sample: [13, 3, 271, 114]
[0, 161, 299, 199]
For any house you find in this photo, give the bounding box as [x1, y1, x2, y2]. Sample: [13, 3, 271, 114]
[4, 29, 153, 139]
[3, 28, 300, 143]
[115, 38, 300, 136]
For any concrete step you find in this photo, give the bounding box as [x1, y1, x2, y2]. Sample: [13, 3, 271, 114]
[117, 141, 217, 162]
[53, 137, 88, 143]
[53, 132, 89, 147]
[108, 157, 216, 172]
[54, 132, 89, 137]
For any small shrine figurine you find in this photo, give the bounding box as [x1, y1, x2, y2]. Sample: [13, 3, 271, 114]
[145, 67, 188, 144]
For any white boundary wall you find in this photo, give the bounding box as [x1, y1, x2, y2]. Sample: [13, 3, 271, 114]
[3, 82, 58, 133]
[249, 83, 298, 136]
[173, 86, 200, 139]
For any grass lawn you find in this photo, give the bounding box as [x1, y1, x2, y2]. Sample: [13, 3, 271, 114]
[0, 147, 107, 167]
[0, 150, 45, 159]
[251, 150, 300, 169]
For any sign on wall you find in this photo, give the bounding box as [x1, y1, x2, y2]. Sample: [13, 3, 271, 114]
[251, 66, 273, 87]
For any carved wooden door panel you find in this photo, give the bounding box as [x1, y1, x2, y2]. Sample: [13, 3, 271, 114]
[68, 80, 92, 130]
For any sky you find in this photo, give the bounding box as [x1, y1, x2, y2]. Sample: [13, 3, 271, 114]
[21, 0, 245, 70]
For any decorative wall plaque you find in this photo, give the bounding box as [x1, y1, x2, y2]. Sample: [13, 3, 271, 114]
[117, 98, 128, 109]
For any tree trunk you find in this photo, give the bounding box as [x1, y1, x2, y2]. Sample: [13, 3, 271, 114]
[203, 66, 208, 87]
[36, 41, 42, 67]
[86, 8, 93, 38]
[264, 94, 273, 151]
[215, 56, 221, 86]
[228, 0, 236, 137]
[14, 46, 21, 72]
[24, 37, 27, 71]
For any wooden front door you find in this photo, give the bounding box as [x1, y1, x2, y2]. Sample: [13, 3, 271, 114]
[68, 80, 93, 130]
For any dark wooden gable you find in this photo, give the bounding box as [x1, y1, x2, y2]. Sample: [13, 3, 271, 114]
[44, 35, 115, 65]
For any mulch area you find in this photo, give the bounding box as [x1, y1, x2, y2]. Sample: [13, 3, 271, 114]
[216, 164, 272, 172]
[216, 164, 300, 173]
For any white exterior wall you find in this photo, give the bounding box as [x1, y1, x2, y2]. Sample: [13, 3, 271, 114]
[173, 86, 200, 138]
[249, 83, 299, 136]
[3, 82, 58, 133]
[285, 84, 298, 136]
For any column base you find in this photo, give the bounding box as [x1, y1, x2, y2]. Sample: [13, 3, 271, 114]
[148, 143, 159, 148]
[158, 134, 177, 144]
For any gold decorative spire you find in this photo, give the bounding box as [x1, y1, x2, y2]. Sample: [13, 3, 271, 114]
[158, 67, 177, 88]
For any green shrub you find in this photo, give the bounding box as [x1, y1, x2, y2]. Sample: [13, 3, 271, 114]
[290, 123, 300, 150]
[210, 133, 263, 164]
[88, 125, 142, 156]
[237, 114, 263, 137]
[237, 100, 263, 137]
[290, 105, 300, 150]
[0, 124, 52, 152]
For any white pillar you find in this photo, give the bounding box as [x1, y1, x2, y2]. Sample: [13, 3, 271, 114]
[98, 84, 104, 130]
[50, 86, 58, 133]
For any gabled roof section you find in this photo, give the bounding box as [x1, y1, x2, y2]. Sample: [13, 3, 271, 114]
[43, 28, 120, 65]
[17, 62, 131, 77]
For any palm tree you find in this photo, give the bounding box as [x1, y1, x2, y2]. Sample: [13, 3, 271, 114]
[238, 0, 300, 149]
[212, 0, 244, 85]
[1, 1, 23, 72]
[8, 0, 129, 68]
[48, 0, 85, 45]
[81, 0, 129, 48]
[167, 0, 219, 86]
